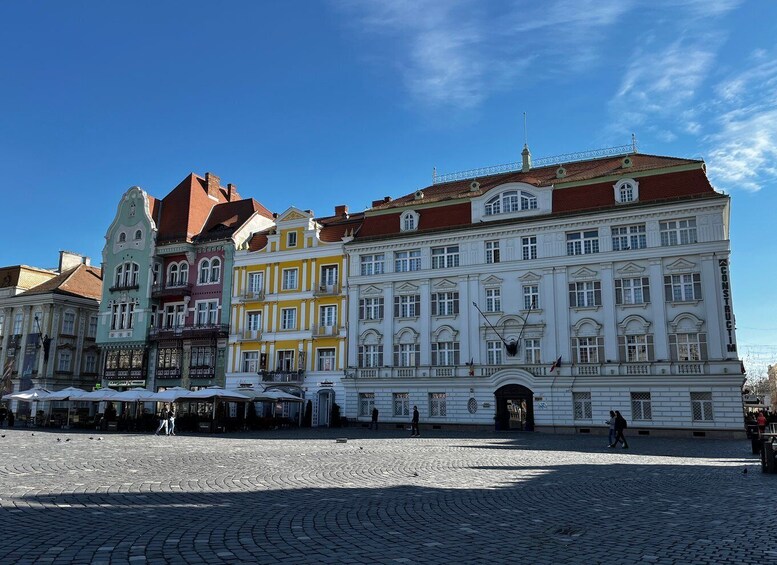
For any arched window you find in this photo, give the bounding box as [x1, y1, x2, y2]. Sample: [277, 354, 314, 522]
[400, 210, 419, 232]
[199, 259, 210, 284]
[134, 229, 142, 240]
[614, 179, 639, 203]
[168, 264, 179, 286]
[118, 232, 126, 243]
[179, 262, 188, 284]
[520, 191, 538, 210]
[210, 258, 221, 283]
[485, 190, 537, 215]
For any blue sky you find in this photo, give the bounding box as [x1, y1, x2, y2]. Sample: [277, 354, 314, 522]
[1, 1, 775, 367]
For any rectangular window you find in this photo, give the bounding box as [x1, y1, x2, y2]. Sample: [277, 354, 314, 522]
[431, 291, 459, 316]
[84, 353, 97, 374]
[619, 334, 653, 362]
[393, 393, 410, 417]
[431, 245, 460, 269]
[664, 273, 702, 302]
[395, 250, 421, 272]
[282, 268, 298, 290]
[317, 348, 336, 371]
[429, 392, 447, 417]
[573, 392, 592, 420]
[320, 305, 337, 328]
[276, 350, 295, 371]
[247, 272, 264, 294]
[242, 351, 259, 373]
[157, 347, 180, 369]
[394, 294, 420, 318]
[62, 312, 76, 335]
[485, 240, 500, 264]
[393, 343, 420, 367]
[431, 342, 459, 366]
[669, 333, 707, 361]
[660, 218, 697, 246]
[524, 338, 541, 364]
[360, 254, 385, 276]
[57, 350, 72, 373]
[359, 297, 384, 321]
[612, 224, 647, 251]
[485, 288, 501, 312]
[287, 231, 297, 247]
[281, 308, 297, 330]
[523, 285, 539, 310]
[196, 301, 218, 326]
[631, 392, 652, 420]
[359, 392, 375, 417]
[566, 230, 599, 256]
[569, 281, 602, 308]
[691, 392, 714, 421]
[190, 346, 214, 368]
[487, 340, 503, 365]
[13, 313, 22, 334]
[615, 277, 651, 305]
[320, 265, 338, 287]
[246, 311, 262, 332]
[358, 345, 383, 368]
[521, 236, 537, 260]
[574, 337, 603, 364]
[0, 314, 4, 336]
[88, 315, 98, 338]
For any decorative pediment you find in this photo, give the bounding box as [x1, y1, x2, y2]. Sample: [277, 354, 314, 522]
[668, 313, 704, 332]
[572, 317, 602, 336]
[431, 324, 458, 341]
[569, 267, 598, 281]
[616, 262, 646, 276]
[432, 278, 458, 290]
[482, 275, 503, 285]
[618, 314, 651, 334]
[665, 258, 697, 273]
[359, 329, 383, 344]
[395, 282, 419, 293]
[361, 285, 383, 296]
[279, 210, 308, 222]
[519, 271, 542, 283]
[394, 327, 419, 343]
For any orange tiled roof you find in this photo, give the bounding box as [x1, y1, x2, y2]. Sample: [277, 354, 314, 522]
[21, 264, 103, 301]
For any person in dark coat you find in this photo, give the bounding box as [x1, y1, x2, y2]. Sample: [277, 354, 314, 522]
[606, 410, 617, 447]
[154, 405, 169, 436]
[613, 410, 629, 449]
[371, 407, 379, 430]
[411, 405, 420, 437]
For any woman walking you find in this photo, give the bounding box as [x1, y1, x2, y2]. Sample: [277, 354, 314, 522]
[613, 410, 629, 449]
[606, 410, 617, 447]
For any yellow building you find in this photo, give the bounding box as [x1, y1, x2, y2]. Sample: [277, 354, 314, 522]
[227, 206, 362, 426]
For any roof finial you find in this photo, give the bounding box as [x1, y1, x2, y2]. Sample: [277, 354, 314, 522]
[631, 133, 638, 153]
[523, 111, 528, 146]
[433, 166, 437, 184]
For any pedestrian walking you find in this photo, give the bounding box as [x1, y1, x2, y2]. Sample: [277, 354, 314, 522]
[371, 407, 379, 430]
[613, 410, 629, 449]
[168, 404, 177, 436]
[757, 411, 767, 434]
[606, 410, 617, 447]
[154, 404, 169, 436]
[410, 405, 420, 437]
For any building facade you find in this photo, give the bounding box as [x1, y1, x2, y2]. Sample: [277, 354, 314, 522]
[227, 206, 362, 425]
[1, 252, 102, 418]
[343, 150, 745, 437]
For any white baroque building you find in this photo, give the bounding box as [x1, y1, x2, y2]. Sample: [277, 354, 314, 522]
[343, 150, 744, 438]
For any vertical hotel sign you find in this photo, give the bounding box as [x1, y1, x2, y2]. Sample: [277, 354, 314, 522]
[719, 259, 736, 353]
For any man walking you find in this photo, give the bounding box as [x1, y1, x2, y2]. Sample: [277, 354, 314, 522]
[613, 410, 629, 449]
[154, 404, 169, 436]
[371, 406, 379, 430]
[168, 404, 177, 436]
[410, 405, 420, 437]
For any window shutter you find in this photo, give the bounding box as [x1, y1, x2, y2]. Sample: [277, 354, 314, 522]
[693, 273, 702, 300]
[413, 295, 420, 315]
[378, 348, 383, 367]
[358, 347, 364, 368]
[618, 336, 626, 362]
[614, 280, 622, 305]
[394, 296, 400, 318]
[597, 337, 604, 364]
[646, 334, 654, 361]
[668, 334, 677, 361]
[431, 294, 438, 316]
[642, 278, 651, 303]
[431, 344, 437, 366]
[594, 285, 602, 306]
[378, 300, 384, 319]
[393, 345, 399, 366]
[664, 277, 673, 302]
[453, 294, 460, 314]
[359, 300, 365, 320]
[414, 346, 420, 366]
[568, 284, 576, 308]
[700, 333, 707, 360]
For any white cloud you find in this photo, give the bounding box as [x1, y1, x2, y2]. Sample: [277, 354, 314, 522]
[335, 0, 631, 109]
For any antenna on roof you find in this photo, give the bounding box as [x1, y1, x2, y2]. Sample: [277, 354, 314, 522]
[433, 166, 437, 184]
[631, 133, 638, 153]
[523, 112, 528, 146]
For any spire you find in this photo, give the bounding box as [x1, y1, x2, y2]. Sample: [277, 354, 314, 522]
[521, 144, 532, 172]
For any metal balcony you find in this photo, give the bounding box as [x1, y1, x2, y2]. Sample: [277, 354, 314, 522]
[151, 282, 193, 298]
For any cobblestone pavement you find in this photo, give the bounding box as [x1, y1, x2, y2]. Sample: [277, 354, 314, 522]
[0, 426, 771, 564]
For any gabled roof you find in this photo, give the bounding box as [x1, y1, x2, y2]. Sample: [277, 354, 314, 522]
[195, 198, 274, 242]
[372, 153, 703, 210]
[156, 174, 230, 243]
[21, 264, 103, 301]
[244, 211, 365, 251]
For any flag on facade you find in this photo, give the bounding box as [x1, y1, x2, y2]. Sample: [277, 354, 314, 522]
[1, 357, 13, 394]
[549, 356, 562, 373]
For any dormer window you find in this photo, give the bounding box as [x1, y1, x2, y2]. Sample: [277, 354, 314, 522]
[484, 190, 537, 216]
[400, 210, 419, 232]
[614, 179, 639, 203]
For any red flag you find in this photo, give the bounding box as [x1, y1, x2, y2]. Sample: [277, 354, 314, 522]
[550, 356, 562, 373]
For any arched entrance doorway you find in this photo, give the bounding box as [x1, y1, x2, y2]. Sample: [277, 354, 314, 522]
[495, 384, 534, 431]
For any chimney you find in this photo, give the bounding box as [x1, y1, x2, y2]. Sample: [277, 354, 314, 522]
[371, 196, 392, 207]
[205, 172, 221, 199]
[227, 183, 240, 202]
[334, 205, 349, 217]
[59, 251, 90, 272]
[521, 144, 532, 172]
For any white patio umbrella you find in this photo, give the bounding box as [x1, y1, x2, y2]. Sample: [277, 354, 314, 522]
[4, 386, 52, 401]
[146, 386, 190, 403]
[80, 388, 119, 401]
[263, 390, 304, 402]
[111, 387, 155, 402]
[45, 387, 89, 428]
[183, 387, 252, 401]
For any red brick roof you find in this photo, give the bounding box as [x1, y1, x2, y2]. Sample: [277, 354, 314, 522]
[156, 174, 230, 243]
[196, 198, 274, 242]
[372, 153, 703, 210]
[21, 264, 103, 301]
